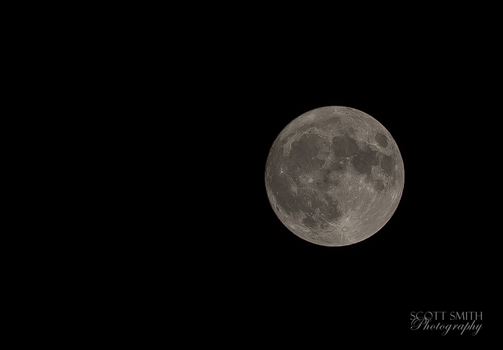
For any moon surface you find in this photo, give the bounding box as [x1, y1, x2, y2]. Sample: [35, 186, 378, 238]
[265, 106, 404, 246]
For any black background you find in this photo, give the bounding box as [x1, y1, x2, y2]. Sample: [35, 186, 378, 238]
[111, 5, 502, 342]
[11, 3, 502, 346]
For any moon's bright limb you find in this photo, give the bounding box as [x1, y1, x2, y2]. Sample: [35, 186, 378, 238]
[265, 106, 404, 246]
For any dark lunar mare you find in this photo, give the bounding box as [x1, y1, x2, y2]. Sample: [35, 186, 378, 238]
[375, 132, 388, 147]
[268, 132, 343, 228]
[330, 133, 387, 190]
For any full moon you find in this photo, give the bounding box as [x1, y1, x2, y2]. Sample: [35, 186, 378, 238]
[265, 106, 404, 246]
